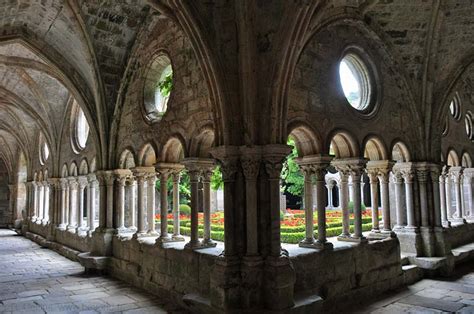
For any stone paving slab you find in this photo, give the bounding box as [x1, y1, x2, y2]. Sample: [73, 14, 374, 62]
[0, 229, 187, 313]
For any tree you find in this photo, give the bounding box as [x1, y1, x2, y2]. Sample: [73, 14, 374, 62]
[280, 137, 304, 198]
[211, 166, 223, 191]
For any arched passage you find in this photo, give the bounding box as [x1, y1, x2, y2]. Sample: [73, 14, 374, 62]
[0, 159, 11, 226]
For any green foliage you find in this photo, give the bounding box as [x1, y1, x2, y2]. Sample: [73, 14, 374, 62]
[280, 137, 304, 198]
[347, 201, 367, 213]
[280, 210, 285, 221]
[158, 72, 173, 97]
[211, 166, 223, 191]
[179, 204, 191, 215]
[155, 170, 191, 206]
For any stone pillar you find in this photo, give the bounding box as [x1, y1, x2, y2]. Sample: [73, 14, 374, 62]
[401, 168, 416, 229]
[42, 181, 50, 224]
[146, 173, 158, 235]
[67, 178, 78, 233]
[392, 170, 405, 228]
[298, 165, 315, 246]
[37, 182, 44, 223]
[105, 171, 115, 229]
[202, 167, 216, 247]
[156, 169, 171, 244]
[313, 164, 332, 248]
[450, 167, 466, 223]
[172, 170, 184, 241]
[439, 167, 450, 227]
[262, 145, 295, 310]
[350, 161, 366, 241]
[114, 170, 130, 233]
[416, 167, 430, 228]
[87, 175, 97, 235]
[367, 170, 380, 232]
[338, 170, 350, 238]
[126, 178, 137, 231]
[131, 169, 147, 236]
[377, 165, 393, 233]
[184, 164, 201, 249]
[58, 179, 67, 229]
[445, 173, 453, 220]
[430, 166, 442, 228]
[32, 181, 39, 222]
[464, 169, 474, 219]
[327, 181, 334, 209]
[77, 177, 88, 232]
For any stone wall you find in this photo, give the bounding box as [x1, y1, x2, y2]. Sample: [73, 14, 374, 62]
[0, 160, 10, 227]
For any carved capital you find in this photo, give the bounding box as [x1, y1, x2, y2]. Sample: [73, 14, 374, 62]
[78, 176, 89, 189]
[241, 157, 260, 180]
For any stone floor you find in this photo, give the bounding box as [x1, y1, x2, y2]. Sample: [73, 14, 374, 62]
[0, 229, 187, 313]
[351, 262, 474, 313]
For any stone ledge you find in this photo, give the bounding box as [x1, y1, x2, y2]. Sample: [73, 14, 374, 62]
[24, 231, 82, 262]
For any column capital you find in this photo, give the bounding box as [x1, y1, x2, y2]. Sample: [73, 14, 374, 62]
[366, 160, 394, 181]
[114, 169, 132, 185]
[87, 173, 97, 183]
[414, 163, 431, 183]
[296, 155, 333, 181]
[77, 176, 89, 189]
[67, 177, 79, 190]
[240, 145, 262, 180]
[182, 158, 215, 173]
[262, 144, 292, 179]
[332, 158, 367, 178]
[59, 178, 68, 189]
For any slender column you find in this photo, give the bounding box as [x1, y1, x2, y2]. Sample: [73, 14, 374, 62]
[87, 175, 97, 234]
[430, 166, 442, 228]
[242, 154, 261, 254]
[445, 173, 453, 219]
[115, 173, 128, 232]
[451, 167, 466, 223]
[327, 181, 334, 209]
[314, 165, 333, 248]
[464, 169, 474, 218]
[77, 177, 88, 232]
[439, 168, 450, 227]
[378, 170, 392, 232]
[367, 170, 380, 232]
[67, 178, 78, 233]
[401, 168, 416, 228]
[38, 182, 44, 223]
[350, 164, 366, 240]
[32, 181, 39, 222]
[202, 167, 216, 247]
[105, 172, 115, 229]
[299, 165, 315, 245]
[42, 182, 50, 224]
[146, 174, 158, 235]
[339, 170, 350, 237]
[156, 170, 171, 243]
[134, 172, 146, 235]
[392, 170, 405, 227]
[416, 168, 430, 227]
[184, 168, 201, 249]
[172, 171, 184, 240]
[126, 178, 137, 231]
[86, 178, 91, 227]
[58, 179, 67, 228]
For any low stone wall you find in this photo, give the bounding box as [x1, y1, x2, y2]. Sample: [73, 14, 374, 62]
[291, 238, 403, 309]
[446, 223, 474, 248]
[55, 229, 91, 253]
[109, 237, 216, 307]
[28, 221, 49, 238]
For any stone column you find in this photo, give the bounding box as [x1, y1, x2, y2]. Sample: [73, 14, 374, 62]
[114, 170, 130, 233]
[131, 169, 147, 236]
[439, 167, 450, 227]
[392, 169, 405, 228]
[298, 164, 315, 246]
[451, 167, 466, 223]
[367, 170, 380, 232]
[32, 181, 39, 222]
[126, 178, 137, 231]
[401, 168, 416, 229]
[377, 166, 393, 233]
[172, 170, 184, 241]
[37, 182, 44, 223]
[42, 181, 50, 224]
[416, 167, 430, 228]
[327, 181, 334, 209]
[430, 166, 442, 228]
[464, 169, 474, 219]
[67, 178, 78, 233]
[202, 167, 216, 247]
[338, 170, 350, 238]
[77, 177, 88, 232]
[314, 164, 332, 248]
[87, 174, 97, 235]
[105, 171, 115, 229]
[58, 179, 67, 229]
[445, 173, 453, 220]
[350, 161, 366, 241]
[146, 173, 158, 235]
[184, 164, 201, 249]
[156, 169, 171, 244]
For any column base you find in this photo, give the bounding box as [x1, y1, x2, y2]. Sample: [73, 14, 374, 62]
[145, 230, 159, 237]
[338, 235, 368, 243]
[132, 231, 147, 239]
[241, 255, 264, 309]
[299, 237, 315, 248]
[450, 218, 467, 225]
[395, 226, 423, 256]
[442, 221, 452, 228]
[56, 224, 67, 231]
[67, 226, 77, 234]
[263, 255, 295, 310]
[184, 239, 214, 250]
[299, 238, 333, 250]
[114, 227, 127, 235]
[337, 233, 351, 241]
[91, 228, 114, 256]
[171, 234, 185, 242]
[210, 255, 242, 310]
[201, 239, 217, 248]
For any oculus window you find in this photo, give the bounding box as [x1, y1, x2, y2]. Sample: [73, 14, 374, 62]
[71, 101, 90, 153]
[339, 53, 373, 111]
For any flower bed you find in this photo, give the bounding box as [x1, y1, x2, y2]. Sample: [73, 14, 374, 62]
[156, 209, 378, 244]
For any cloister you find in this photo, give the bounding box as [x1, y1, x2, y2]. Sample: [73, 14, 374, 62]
[0, 0, 473, 313]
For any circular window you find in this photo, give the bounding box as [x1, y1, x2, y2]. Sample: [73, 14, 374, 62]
[71, 100, 90, 153]
[39, 133, 49, 165]
[339, 53, 373, 111]
[449, 92, 461, 120]
[143, 53, 174, 122]
[465, 111, 473, 140]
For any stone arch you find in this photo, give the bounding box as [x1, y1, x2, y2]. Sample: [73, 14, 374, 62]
[138, 143, 157, 167]
[287, 123, 322, 157]
[462, 152, 472, 168]
[61, 164, 68, 178]
[391, 141, 411, 163]
[363, 136, 388, 161]
[43, 169, 48, 180]
[328, 131, 359, 158]
[447, 149, 460, 167]
[161, 136, 186, 163]
[79, 159, 89, 175]
[90, 157, 97, 173]
[69, 162, 78, 177]
[119, 149, 136, 169]
[189, 127, 215, 158]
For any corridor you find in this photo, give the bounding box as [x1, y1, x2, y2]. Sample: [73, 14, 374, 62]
[0, 229, 184, 313]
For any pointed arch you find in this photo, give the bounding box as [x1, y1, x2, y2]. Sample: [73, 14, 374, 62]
[69, 162, 78, 177]
[119, 149, 136, 169]
[79, 158, 89, 175]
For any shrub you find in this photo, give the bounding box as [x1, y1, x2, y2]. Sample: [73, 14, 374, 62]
[280, 210, 285, 221]
[179, 204, 191, 215]
[347, 201, 367, 213]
